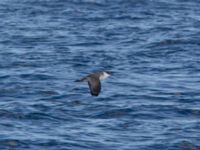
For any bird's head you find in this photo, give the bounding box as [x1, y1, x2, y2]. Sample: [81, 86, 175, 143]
[99, 71, 112, 80]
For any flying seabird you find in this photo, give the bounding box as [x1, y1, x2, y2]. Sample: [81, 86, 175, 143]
[75, 71, 112, 96]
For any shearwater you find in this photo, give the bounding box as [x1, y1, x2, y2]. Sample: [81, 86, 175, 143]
[75, 71, 112, 96]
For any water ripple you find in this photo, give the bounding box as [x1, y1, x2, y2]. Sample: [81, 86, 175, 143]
[0, 0, 200, 149]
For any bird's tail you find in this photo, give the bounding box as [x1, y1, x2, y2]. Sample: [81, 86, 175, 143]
[75, 77, 87, 82]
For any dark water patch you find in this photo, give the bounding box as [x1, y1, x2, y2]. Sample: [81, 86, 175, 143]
[0, 88, 23, 98]
[23, 112, 61, 122]
[39, 93, 69, 102]
[19, 73, 56, 81]
[0, 107, 60, 122]
[0, 60, 43, 69]
[0, 109, 25, 119]
[29, 139, 104, 150]
[147, 39, 200, 49]
[71, 0, 107, 7]
[0, 75, 10, 79]
[176, 108, 200, 118]
[94, 108, 132, 119]
[67, 100, 83, 107]
[0, 139, 20, 149]
[177, 140, 200, 150]
[68, 42, 104, 47]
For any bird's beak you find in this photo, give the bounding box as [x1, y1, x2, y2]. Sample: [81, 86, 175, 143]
[107, 71, 114, 75]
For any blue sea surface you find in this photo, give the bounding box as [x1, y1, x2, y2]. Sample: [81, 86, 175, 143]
[0, 0, 200, 149]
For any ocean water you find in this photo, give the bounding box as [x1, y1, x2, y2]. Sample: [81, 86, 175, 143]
[0, 0, 200, 149]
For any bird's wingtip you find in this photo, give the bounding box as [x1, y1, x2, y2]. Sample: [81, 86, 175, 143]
[75, 79, 81, 82]
[75, 77, 87, 82]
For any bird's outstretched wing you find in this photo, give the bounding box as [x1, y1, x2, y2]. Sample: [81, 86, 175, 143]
[87, 76, 101, 96]
[75, 77, 87, 82]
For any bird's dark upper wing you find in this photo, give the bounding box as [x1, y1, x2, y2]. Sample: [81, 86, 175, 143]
[75, 77, 87, 82]
[87, 76, 101, 96]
